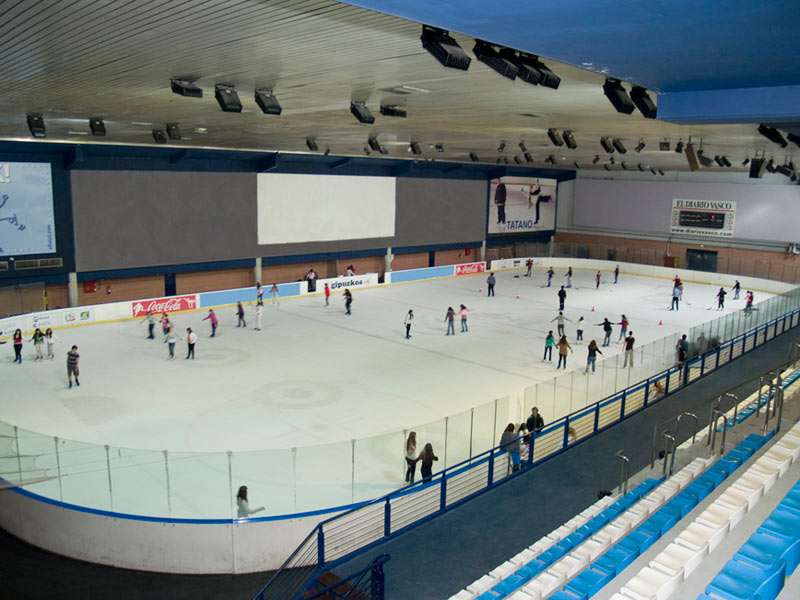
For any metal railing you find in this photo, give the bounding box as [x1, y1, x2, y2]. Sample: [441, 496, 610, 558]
[251, 303, 800, 600]
[302, 554, 390, 600]
[616, 450, 631, 495]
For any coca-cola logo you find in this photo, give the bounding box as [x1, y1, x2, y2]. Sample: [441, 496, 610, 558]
[131, 295, 197, 317]
[455, 262, 486, 276]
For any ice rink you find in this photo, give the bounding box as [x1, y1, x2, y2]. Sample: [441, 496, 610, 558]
[2, 266, 771, 516]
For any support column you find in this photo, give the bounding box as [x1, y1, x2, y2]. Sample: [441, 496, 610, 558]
[385, 247, 393, 273]
[67, 272, 78, 307]
[480, 241, 486, 263]
[254, 257, 262, 286]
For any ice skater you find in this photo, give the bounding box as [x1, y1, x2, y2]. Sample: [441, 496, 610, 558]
[236, 301, 246, 327]
[28, 328, 45, 361]
[556, 335, 573, 369]
[203, 309, 218, 337]
[744, 291, 754, 315]
[565, 267, 573, 288]
[324, 283, 330, 306]
[185, 328, 197, 359]
[271, 283, 279, 306]
[557, 285, 567, 310]
[404, 309, 414, 339]
[236, 486, 265, 518]
[546, 267, 555, 287]
[45, 328, 61, 359]
[161, 313, 171, 342]
[622, 332, 635, 368]
[596, 318, 613, 346]
[732, 280, 740, 300]
[543, 330, 555, 361]
[143, 310, 156, 339]
[617, 315, 629, 341]
[670, 283, 681, 310]
[584, 340, 603, 374]
[418, 443, 438, 483]
[550, 311, 571, 337]
[486, 272, 496, 296]
[525, 259, 533, 277]
[256, 283, 263, 303]
[344, 289, 353, 315]
[459, 304, 470, 332]
[12, 329, 23, 364]
[66, 345, 80, 388]
[444, 307, 456, 335]
[595, 270, 601, 289]
[254, 301, 263, 331]
[614, 265, 619, 284]
[166, 326, 177, 359]
[405, 432, 418, 484]
[576, 316, 585, 343]
[716, 287, 726, 310]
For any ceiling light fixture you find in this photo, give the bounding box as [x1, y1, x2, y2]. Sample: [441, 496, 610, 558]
[758, 124, 787, 147]
[675, 140, 684, 153]
[573, 160, 581, 169]
[350, 101, 375, 124]
[165, 123, 181, 140]
[473, 41, 518, 80]
[469, 152, 479, 162]
[635, 139, 646, 153]
[410, 141, 422, 155]
[742, 157, 750, 166]
[170, 79, 203, 98]
[600, 137, 614, 153]
[563, 130, 577, 149]
[26, 113, 45, 138]
[714, 155, 725, 167]
[420, 25, 471, 70]
[152, 129, 167, 144]
[658, 169, 665, 176]
[89, 117, 106, 136]
[592, 155, 600, 164]
[497, 142, 506, 152]
[255, 89, 282, 115]
[306, 138, 319, 152]
[603, 79, 635, 114]
[363, 146, 371, 155]
[630, 86, 657, 119]
[498, 50, 561, 89]
[721, 156, 732, 168]
[604, 164, 611, 171]
[214, 84, 242, 112]
[612, 138, 627, 154]
[435, 144, 444, 152]
[524, 152, 533, 163]
[547, 129, 564, 147]
[380, 105, 407, 118]
[519, 141, 528, 152]
[545, 155, 557, 164]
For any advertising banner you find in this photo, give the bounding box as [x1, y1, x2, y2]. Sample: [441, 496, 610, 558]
[0, 162, 56, 256]
[490, 257, 544, 271]
[670, 199, 736, 239]
[60, 308, 95, 327]
[454, 262, 486, 276]
[131, 295, 199, 317]
[314, 273, 379, 294]
[488, 177, 557, 235]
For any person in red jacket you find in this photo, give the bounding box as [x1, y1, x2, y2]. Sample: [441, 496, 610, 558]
[324, 283, 331, 306]
[203, 309, 218, 337]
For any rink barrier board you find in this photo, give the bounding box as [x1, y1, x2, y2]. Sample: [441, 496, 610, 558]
[253, 307, 800, 596]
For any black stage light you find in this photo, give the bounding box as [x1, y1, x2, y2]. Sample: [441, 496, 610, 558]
[675, 140, 684, 153]
[215, 84, 242, 112]
[368, 136, 381, 152]
[788, 133, 800, 149]
[600, 137, 614, 153]
[658, 169, 665, 176]
[635, 139, 646, 153]
[547, 129, 564, 147]
[612, 138, 627, 154]
[604, 164, 611, 171]
[660, 140, 671, 151]
[630, 86, 657, 119]
[609, 156, 616, 164]
[421, 25, 471, 70]
[470, 152, 479, 162]
[152, 129, 167, 144]
[698, 151, 713, 168]
[255, 89, 282, 115]
[171, 79, 203, 98]
[742, 157, 750, 166]
[165, 123, 181, 139]
[435, 144, 444, 152]
[527, 56, 560, 89]
[350, 101, 374, 124]
[573, 160, 581, 169]
[621, 162, 629, 170]
[637, 163, 646, 172]
[473, 41, 518, 80]
[714, 155, 725, 167]
[758, 124, 787, 147]
[524, 152, 533, 163]
[651, 168, 657, 175]
[499, 50, 560, 89]
[323, 148, 330, 156]
[497, 142, 506, 152]
[380, 105, 407, 118]
[721, 156, 732, 168]
[410, 142, 422, 155]
[514, 156, 523, 164]
[685, 144, 699, 171]
[563, 130, 577, 149]
[603, 79, 635, 114]
[519, 141, 528, 152]
[766, 158, 776, 173]
[26, 113, 45, 138]
[89, 117, 106, 136]
[776, 164, 793, 177]
[592, 155, 600, 164]
[502, 156, 509, 164]
[545, 155, 557, 164]
[307, 138, 319, 152]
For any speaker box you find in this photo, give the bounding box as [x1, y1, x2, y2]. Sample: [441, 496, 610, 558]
[26, 114, 45, 138]
[420, 26, 471, 71]
[603, 79, 635, 114]
[685, 144, 699, 171]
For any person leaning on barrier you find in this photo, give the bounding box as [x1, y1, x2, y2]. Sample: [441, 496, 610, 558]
[526, 407, 544, 433]
[500, 423, 521, 473]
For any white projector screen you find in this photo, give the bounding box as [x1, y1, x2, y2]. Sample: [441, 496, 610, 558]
[257, 173, 396, 244]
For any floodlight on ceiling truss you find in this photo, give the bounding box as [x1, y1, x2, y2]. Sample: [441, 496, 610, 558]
[89, 117, 106, 136]
[609, 156, 616, 164]
[603, 164, 611, 171]
[742, 157, 750, 166]
[469, 152, 479, 162]
[165, 123, 181, 140]
[603, 79, 635, 114]
[630, 86, 657, 119]
[592, 155, 600, 164]
[675, 140, 684, 153]
[368, 136, 382, 152]
[612, 138, 627, 154]
[659, 140, 670, 151]
[635, 139, 646, 153]
[170, 79, 203, 98]
[637, 163, 646, 172]
[410, 141, 422, 155]
[547, 129, 564, 147]
[306, 138, 319, 152]
[435, 144, 444, 152]
[788, 133, 800, 149]
[519, 141, 528, 152]
[563, 131, 577, 149]
[255, 89, 282, 115]
[514, 156, 523, 165]
[214, 84, 242, 112]
[758, 124, 787, 147]
[497, 49, 561, 89]
[621, 162, 629, 170]
[26, 113, 45, 138]
[658, 169, 665, 176]
[714, 155, 724, 167]
[775, 164, 794, 177]
[420, 25, 471, 70]
[350, 101, 374, 124]
[600, 137, 614, 153]
[152, 129, 167, 144]
[473, 41, 518, 80]
[650, 168, 657, 175]
[721, 156, 732, 167]
[524, 152, 533, 163]
[380, 105, 407, 118]
[497, 141, 506, 152]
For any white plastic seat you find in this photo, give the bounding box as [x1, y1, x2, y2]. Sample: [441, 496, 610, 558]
[466, 574, 499, 595]
[620, 507, 648, 528]
[512, 548, 538, 565]
[620, 566, 684, 600]
[551, 524, 575, 540]
[523, 569, 565, 598]
[774, 439, 800, 462]
[746, 464, 779, 492]
[756, 453, 790, 476]
[676, 521, 729, 552]
[650, 540, 708, 579]
[669, 470, 693, 490]
[489, 560, 518, 580]
[508, 590, 539, 600]
[637, 496, 664, 515]
[699, 502, 746, 530]
[549, 552, 589, 579]
[716, 486, 758, 511]
[732, 473, 766, 496]
[595, 520, 631, 545]
[448, 590, 476, 600]
[572, 536, 611, 561]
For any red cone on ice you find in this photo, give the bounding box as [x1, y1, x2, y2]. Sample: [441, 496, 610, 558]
[479, 287, 483, 293]
[591, 306, 595, 312]
[516, 293, 520, 299]
[658, 319, 663, 326]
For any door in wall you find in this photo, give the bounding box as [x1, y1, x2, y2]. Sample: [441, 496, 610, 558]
[164, 273, 176, 296]
[686, 249, 718, 272]
[0, 282, 44, 317]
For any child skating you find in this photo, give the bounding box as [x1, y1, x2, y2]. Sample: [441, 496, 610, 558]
[324, 283, 330, 306]
[459, 304, 470, 332]
[565, 266, 573, 288]
[28, 328, 45, 361]
[543, 331, 555, 362]
[254, 301, 264, 330]
[556, 335, 573, 370]
[166, 326, 177, 359]
[67, 345, 80, 388]
[45, 328, 61, 359]
[203, 309, 218, 337]
[236, 301, 246, 327]
[444, 307, 456, 335]
[404, 310, 414, 339]
[271, 283, 279, 306]
[576, 316, 585, 343]
[344, 289, 352, 315]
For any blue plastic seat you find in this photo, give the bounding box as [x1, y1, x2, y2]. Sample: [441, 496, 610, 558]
[686, 479, 715, 501]
[550, 589, 585, 600]
[639, 508, 681, 537]
[564, 567, 613, 598]
[516, 558, 549, 580]
[718, 456, 741, 472]
[667, 493, 698, 517]
[491, 573, 525, 596]
[727, 447, 753, 464]
[705, 558, 785, 600]
[758, 508, 800, 542]
[703, 465, 729, 486]
[539, 546, 566, 565]
[778, 490, 800, 515]
[621, 528, 658, 553]
[593, 546, 638, 576]
[735, 532, 800, 576]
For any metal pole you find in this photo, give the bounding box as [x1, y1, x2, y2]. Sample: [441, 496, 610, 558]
[775, 376, 785, 434]
[469, 408, 474, 460]
[54, 437, 63, 501]
[444, 416, 449, 468]
[662, 433, 674, 475]
[14, 426, 22, 484]
[616, 450, 630, 495]
[292, 447, 297, 511]
[164, 450, 172, 516]
[351, 439, 356, 503]
[105, 444, 113, 510]
[227, 450, 233, 518]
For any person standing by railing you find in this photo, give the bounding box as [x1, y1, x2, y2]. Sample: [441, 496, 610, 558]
[236, 486, 265, 518]
[405, 432, 418, 484]
[500, 423, 521, 473]
[526, 407, 544, 433]
[418, 443, 438, 483]
[622, 332, 635, 368]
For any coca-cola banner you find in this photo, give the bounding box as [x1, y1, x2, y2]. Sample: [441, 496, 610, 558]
[131, 295, 199, 318]
[454, 262, 486, 276]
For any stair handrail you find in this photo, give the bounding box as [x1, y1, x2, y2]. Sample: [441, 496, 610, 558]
[661, 432, 675, 475]
[670, 412, 698, 476]
[616, 450, 630, 495]
[709, 410, 728, 456]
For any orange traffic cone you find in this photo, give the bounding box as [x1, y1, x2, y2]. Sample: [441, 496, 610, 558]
[658, 319, 663, 326]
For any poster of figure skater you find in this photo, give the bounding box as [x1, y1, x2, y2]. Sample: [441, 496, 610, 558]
[487, 176, 557, 235]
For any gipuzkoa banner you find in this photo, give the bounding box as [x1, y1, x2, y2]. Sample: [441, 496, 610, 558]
[131, 295, 198, 317]
[488, 177, 557, 235]
[670, 199, 735, 239]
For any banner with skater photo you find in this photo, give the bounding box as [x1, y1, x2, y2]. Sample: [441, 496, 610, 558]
[487, 177, 557, 236]
[0, 162, 55, 256]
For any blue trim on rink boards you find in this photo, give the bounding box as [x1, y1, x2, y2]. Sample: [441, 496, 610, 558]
[199, 282, 301, 308]
[389, 265, 455, 283]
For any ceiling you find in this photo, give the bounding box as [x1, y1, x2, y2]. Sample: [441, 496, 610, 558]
[0, 0, 797, 177]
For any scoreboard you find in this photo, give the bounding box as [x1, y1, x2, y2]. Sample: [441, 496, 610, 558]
[670, 199, 735, 238]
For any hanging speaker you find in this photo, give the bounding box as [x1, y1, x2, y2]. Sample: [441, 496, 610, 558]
[749, 157, 766, 179]
[684, 144, 699, 171]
